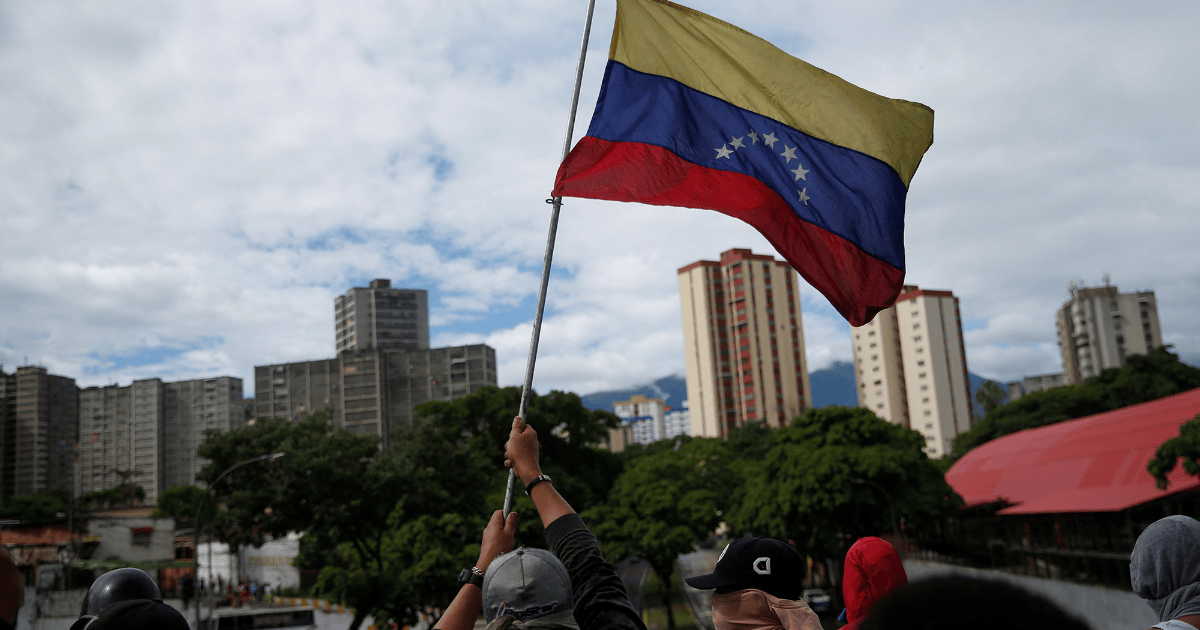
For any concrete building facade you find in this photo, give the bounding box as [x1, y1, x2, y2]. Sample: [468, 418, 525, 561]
[254, 344, 497, 445]
[78, 376, 246, 501]
[1056, 281, 1163, 385]
[0, 366, 78, 502]
[613, 395, 666, 445]
[852, 285, 973, 458]
[335, 279, 429, 354]
[1006, 373, 1065, 402]
[678, 248, 812, 438]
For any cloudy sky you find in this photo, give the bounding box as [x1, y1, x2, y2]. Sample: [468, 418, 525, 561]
[2, 0, 1198, 398]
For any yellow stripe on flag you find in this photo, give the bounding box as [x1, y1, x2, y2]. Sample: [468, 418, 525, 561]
[609, 0, 933, 187]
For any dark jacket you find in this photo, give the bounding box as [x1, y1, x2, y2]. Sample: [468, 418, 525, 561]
[546, 514, 648, 630]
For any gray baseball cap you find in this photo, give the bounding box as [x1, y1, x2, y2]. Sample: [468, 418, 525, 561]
[482, 548, 574, 622]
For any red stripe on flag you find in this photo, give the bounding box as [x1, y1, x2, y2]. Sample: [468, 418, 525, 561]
[553, 137, 903, 326]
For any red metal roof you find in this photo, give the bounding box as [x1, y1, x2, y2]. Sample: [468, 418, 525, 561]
[945, 387, 1200, 515]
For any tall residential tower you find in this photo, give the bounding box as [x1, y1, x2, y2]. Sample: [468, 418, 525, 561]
[1056, 281, 1162, 385]
[335, 279, 429, 354]
[678, 248, 812, 438]
[851, 285, 973, 458]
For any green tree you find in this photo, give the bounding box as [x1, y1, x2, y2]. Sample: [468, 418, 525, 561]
[725, 420, 777, 461]
[950, 347, 1200, 462]
[199, 412, 487, 630]
[151, 485, 215, 528]
[1, 489, 70, 522]
[201, 387, 623, 630]
[415, 386, 624, 545]
[974, 380, 1008, 415]
[727, 407, 960, 561]
[583, 438, 738, 630]
[78, 484, 146, 511]
[1148, 415, 1200, 490]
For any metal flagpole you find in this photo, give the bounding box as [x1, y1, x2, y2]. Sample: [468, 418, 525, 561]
[504, 0, 599, 519]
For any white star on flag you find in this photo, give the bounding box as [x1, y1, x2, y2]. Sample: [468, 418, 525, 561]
[791, 162, 809, 181]
[797, 188, 810, 205]
[748, 131, 759, 144]
[762, 132, 778, 148]
[715, 144, 733, 159]
[730, 136, 745, 149]
[780, 145, 797, 163]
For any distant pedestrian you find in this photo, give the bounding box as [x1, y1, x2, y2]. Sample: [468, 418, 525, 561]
[1132, 515, 1200, 630]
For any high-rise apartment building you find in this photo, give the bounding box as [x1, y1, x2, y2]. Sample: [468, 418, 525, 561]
[613, 395, 664, 445]
[335, 279, 429, 354]
[678, 248, 812, 438]
[852, 285, 973, 458]
[0, 366, 78, 501]
[77, 376, 246, 501]
[254, 344, 497, 446]
[1056, 281, 1163, 385]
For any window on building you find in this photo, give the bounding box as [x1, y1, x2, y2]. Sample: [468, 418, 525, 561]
[913, 323, 920, 329]
[131, 527, 154, 547]
[917, 360, 925, 366]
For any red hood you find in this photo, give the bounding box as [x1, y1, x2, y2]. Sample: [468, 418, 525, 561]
[842, 537, 907, 627]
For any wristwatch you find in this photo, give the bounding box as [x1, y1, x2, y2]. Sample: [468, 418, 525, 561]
[458, 566, 484, 587]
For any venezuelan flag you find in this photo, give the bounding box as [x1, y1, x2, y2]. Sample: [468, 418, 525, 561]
[552, 0, 934, 327]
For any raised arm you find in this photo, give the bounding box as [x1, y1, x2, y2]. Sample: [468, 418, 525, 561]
[504, 417, 647, 630]
[435, 509, 518, 630]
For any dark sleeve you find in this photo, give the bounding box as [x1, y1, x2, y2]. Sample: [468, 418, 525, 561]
[546, 513, 648, 630]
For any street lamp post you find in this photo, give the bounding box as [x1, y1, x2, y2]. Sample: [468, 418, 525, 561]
[194, 452, 285, 630]
[851, 479, 900, 550]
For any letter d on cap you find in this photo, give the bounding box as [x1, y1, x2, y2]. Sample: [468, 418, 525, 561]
[753, 557, 771, 575]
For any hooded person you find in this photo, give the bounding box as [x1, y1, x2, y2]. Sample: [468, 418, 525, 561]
[1132, 515, 1200, 630]
[684, 538, 822, 630]
[840, 536, 908, 629]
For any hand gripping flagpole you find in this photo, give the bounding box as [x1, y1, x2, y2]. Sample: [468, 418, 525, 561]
[503, 0, 599, 519]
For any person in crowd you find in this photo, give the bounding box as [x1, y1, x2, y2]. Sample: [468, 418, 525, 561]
[856, 575, 1089, 630]
[435, 416, 646, 630]
[839, 536, 908, 629]
[69, 568, 189, 630]
[1132, 515, 1200, 630]
[0, 549, 22, 630]
[684, 537, 823, 630]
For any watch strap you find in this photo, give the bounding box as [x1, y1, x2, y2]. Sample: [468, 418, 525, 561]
[525, 474, 552, 496]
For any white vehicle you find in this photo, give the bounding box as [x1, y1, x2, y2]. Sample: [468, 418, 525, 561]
[802, 589, 832, 614]
[205, 606, 318, 629]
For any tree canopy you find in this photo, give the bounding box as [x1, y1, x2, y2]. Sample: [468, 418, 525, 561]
[726, 406, 960, 560]
[151, 485, 215, 528]
[0, 489, 70, 522]
[583, 437, 738, 630]
[949, 347, 1200, 462]
[1148, 415, 1200, 490]
[197, 386, 622, 630]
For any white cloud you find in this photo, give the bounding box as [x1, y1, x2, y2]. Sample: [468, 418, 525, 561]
[2, 0, 1198, 400]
